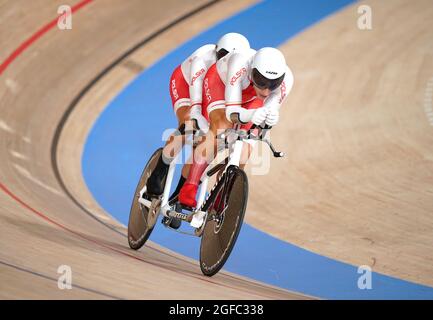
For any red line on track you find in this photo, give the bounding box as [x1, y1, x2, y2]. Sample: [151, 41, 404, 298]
[0, 0, 93, 76]
[0, 182, 147, 263]
[0, 0, 154, 269]
[0, 182, 276, 298]
[0, 0, 284, 297]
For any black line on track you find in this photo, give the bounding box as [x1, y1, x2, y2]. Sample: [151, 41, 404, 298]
[9, 0, 302, 299]
[50, 0, 221, 238]
[0, 259, 122, 299]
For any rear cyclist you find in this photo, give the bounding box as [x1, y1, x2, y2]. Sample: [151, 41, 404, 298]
[145, 33, 250, 201]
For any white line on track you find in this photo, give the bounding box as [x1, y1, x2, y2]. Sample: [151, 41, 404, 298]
[10, 150, 29, 161]
[13, 163, 65, 197]
[0, 120, 32, 143]
[5, 78, 19, 95]
[0, 119, 15, 133]
[91, 212, 111, 221]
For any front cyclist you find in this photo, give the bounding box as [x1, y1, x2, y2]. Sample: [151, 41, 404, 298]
[145, 33, 250, 201]
[178, 47, 294, 208]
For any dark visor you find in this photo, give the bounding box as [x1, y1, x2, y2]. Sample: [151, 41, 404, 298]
[216, 48, 229, 60]
[251, 68, 284, 91]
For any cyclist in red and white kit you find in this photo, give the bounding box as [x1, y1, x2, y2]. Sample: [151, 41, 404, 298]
[178, 47, 294, 208]
[146, 33, 250, 199]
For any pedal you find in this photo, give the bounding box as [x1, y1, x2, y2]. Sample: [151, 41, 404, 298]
[161, 216, 171, 227]
[163, 202, 194, 222]
[162, 202, 205, 236]
[161, 216, 182, 230]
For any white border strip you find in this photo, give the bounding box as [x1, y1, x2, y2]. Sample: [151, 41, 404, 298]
[173, 98, 191, 114]
[207, 100, 226, 115]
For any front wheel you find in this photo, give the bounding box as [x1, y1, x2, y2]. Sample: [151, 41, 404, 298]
[199, 166, 248, 276]
[127, 148, 163, 250]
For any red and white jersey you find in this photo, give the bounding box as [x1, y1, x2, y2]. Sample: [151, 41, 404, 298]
[180, 44, 217, 108]
[216, 49, 294, 110]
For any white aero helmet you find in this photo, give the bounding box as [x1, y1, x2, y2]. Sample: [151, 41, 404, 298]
[216, 32, 250, 60]
[251, 47, 286, 90]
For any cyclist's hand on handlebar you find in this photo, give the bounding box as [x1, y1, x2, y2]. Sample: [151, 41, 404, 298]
[190, 111, 209, 132]
[265, 108, 279, 126]
[251, 107, 268, 125]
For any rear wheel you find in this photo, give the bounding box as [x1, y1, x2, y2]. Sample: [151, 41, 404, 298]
[127, 148, 163, 250]
[199, 166, 248, 276]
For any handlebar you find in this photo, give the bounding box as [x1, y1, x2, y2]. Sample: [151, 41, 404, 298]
[218, 124, 284, 158]
[249, 123, 272, 140]
[253, 125, 285, 158]
[250, 123, 272, 130]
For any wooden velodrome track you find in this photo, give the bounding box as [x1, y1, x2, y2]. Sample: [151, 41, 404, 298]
[0, 0, 432, 299]
[0, 0, 308, 299]
[247, 0, 433, 287]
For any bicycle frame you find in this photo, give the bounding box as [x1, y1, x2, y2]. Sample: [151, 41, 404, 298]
[139, 125, 282, 231]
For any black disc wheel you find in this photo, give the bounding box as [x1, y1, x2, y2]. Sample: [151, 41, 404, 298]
[199, 166, 248, 276]
[127, 148, 163, 250]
